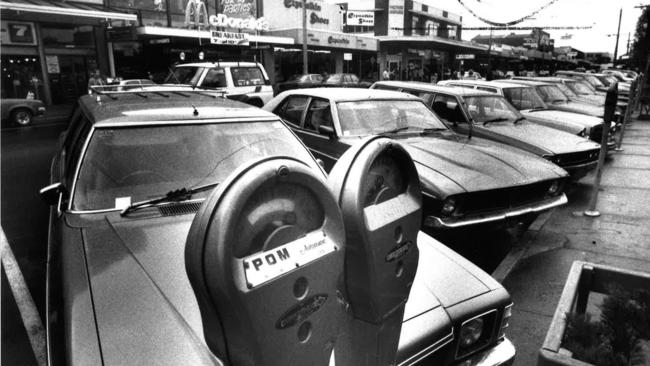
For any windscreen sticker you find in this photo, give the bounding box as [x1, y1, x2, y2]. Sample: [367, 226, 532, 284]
[115, 197, 132, 210]
[243, 231, 337, 288]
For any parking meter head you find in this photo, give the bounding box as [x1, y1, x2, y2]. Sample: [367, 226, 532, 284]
[185, 156, 346, 366]
[604, 82, 619, 123]
[327, 136, 422, 323]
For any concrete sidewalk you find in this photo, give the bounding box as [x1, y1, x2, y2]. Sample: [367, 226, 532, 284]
[501, 115, 650, 366]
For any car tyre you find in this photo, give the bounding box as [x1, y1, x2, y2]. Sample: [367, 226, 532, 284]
[11, 108, 33, 126]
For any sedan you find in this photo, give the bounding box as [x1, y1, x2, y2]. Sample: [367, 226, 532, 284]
[1, 97, 46, 126]
[264, 88, 569, 230]
[276, 73, 324, 94]
[322, 73, 373, 88]
[42, 88, 516, 365]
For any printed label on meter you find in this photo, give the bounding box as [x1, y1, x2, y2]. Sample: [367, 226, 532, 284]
[243, 231, 337, 288]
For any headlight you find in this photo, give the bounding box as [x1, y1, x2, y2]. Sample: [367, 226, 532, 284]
[459, 318, 484, 348]
[547, 181, 560, 195]
[441, 197, 456, 216]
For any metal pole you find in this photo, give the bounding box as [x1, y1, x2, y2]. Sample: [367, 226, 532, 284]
[612, 8, 622, 66]
[584, 119, 611, 217]
[486, 28, 493, 80]
[302, 0, 308, 74]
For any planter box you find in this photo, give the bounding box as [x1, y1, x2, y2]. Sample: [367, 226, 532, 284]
[538, 260, 650, 366]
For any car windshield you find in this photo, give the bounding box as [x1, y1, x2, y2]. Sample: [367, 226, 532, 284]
[555, 83, 577, 98]
[464, 96, 522, 123]
[583, 75, 605, 88]
[336, 100, 448, 136]
[164, 66, 203, 84]
[502, 87, 546, 110]
[537, 85, 569, 103]
[568, 81, 593, 95]
[73, 121, 313, 211]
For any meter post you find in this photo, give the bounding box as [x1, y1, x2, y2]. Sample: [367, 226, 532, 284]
[584, 82, 618, 217]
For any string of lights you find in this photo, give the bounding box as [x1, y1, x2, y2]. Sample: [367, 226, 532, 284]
[456, 0, 561, 26]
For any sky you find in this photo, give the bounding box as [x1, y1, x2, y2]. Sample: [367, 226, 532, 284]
[329, 0, 646, 55]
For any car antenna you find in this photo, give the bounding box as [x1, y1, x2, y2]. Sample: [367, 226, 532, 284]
[192, 104, 199, 116]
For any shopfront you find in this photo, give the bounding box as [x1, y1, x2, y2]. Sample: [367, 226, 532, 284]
[0, 0, 137, 105]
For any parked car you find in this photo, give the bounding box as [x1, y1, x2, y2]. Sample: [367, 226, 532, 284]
[106, 78, 156, 91]
[499, 79, 612, 118]
[602, 69, 635, 83]
[378, 81, 602, 180]
[41, 88, 516, 366]
[1, 98, 46, 126]
[321, 73, 373, 88]
[509, 76, 605, 106]
[163, 61, 273, 106]
[276, 73, 324, 94]
[556, 71, 609, 93]
[436, 79, 616, 152]
[592, 73, 631, 95]
[265, 87, 568, 231]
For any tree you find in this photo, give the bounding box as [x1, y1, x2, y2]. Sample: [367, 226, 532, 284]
[630, 6, 649, 72]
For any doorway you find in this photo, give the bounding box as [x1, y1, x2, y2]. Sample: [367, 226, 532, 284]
[48, 55, 92, 104]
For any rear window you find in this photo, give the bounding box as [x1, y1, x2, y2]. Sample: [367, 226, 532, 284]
[231, 67, 266, 86]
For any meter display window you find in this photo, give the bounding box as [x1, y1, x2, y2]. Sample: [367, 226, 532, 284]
[275, 96, 309, 127]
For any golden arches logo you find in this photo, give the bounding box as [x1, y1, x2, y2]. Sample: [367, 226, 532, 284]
[185, 0, 209, 28]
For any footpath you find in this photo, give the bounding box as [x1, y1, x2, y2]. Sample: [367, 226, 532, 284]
[499, 114, 650, 366]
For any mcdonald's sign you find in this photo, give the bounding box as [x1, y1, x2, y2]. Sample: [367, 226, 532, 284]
[185, 0, 209, 28]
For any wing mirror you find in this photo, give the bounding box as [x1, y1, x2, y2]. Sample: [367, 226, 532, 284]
[318, 125, 336, 139]
[39, 182, 67, 206]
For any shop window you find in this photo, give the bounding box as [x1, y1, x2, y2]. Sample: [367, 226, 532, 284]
[1, 55, 44, 99]
[41, 25, 95, 48]
[304, 99, 333, 133]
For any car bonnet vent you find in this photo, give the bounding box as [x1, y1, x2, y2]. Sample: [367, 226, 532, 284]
[158, 201, 203, 216]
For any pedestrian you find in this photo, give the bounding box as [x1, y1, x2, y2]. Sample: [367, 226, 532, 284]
[430, 72, 438, 84]
[382, 68, 390, 80]
[88, 69, 105, 92]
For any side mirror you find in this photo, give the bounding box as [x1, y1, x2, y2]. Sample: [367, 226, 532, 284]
[318, 125, 336, 139]
[39, 182, 66, 206]
[603, 82, 618, 123]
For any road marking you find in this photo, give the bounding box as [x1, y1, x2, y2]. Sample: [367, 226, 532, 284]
[1, 227, 46, 366]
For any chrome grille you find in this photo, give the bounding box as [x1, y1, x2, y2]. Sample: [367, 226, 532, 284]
[556, 149, 599, 167]
[458, 181, 554, 216]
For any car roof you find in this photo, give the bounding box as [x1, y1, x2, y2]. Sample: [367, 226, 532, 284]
[279, 87, 419, 102]
[439, 79, 523, 89]
[173, 61, 261, 68]
[373, 81, 495, 96]
[500, 79, 554, 87]
[519, 77, 578, 83]
[79, 91, 278, 126]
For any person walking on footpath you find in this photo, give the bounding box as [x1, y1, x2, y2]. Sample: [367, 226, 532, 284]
[88, 69, 105, 92]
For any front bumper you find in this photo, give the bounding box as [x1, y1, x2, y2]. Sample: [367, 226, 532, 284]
[562, 160, 598, 180]
[455, 338, 515, 366]
[424, 194, 567, 229]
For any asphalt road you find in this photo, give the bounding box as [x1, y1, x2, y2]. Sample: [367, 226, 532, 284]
[0, 120, 520, 365]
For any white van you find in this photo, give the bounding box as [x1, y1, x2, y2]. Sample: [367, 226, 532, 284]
[165, 62, 273, 107]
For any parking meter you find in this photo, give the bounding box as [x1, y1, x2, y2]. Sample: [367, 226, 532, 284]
[328, 136, 422, 366]
[185, 156, 346, 366]
[604, 82, 618, 124]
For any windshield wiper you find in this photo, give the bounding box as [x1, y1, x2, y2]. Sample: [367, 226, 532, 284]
[551, 99, 567, 104]
[528, 106, 546, 111]
[513, 117, 525, 125]
[482, 117, 509, 126]
[420, 127, 447, 136]
[379, 126, 410, 135]
[120, 182, 219, 216]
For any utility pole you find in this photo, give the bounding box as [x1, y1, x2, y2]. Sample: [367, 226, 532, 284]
[302, 0, 308, 74]
[486, 28, 493, 80]
[613, 8, 622, 66]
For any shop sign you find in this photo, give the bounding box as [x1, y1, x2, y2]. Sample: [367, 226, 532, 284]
[220, 0, 256, 18]
[389, 5, 403, 14]
[343, 53, 352, 61]
[284, 0, 329, 25]
[45, 56, 60, 74]
[185, 0, 269, 31]
[211, 30, 250, 45]
[1, 22, 37, 46]
[327, 36, 350, 45]
[455, 54, 475, 60]
[346, 10, 374, 26]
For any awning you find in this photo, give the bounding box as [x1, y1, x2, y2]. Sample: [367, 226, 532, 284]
[377, 35, 487, 53]
[0, 0, 137, 22]
[136, 26, 295, 45]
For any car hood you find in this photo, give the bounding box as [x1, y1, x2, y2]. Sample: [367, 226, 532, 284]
[548, 101, 604, 117]
[573, 94, 605, 105]
[73, 211, 503, 365]
[524, 109, 602, 129]
[398, 136, 564, 195]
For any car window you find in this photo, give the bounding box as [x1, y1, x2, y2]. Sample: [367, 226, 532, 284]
[555, 83, 577, 98]
[231, 67, 265, 86]
[431, 94, 467, 123]
[202, 68, 227, 88]
[66, 117, 92, 189]
[502, 87, 545, 110]
[537, 85, 568, 103]
[476, 86, 497, 93]
[337, 99, 447, 136]
[165, 67, 203, 84]
[350, 75, 359, 83]
[372, 84, 396, 91]
[72, 121, 314, 211]
[310, 75, 323, 82]
[324, 75, 342, 83]
[304, 99, 333, 133]
[403, 89, 434, 105]
[275, 96, 309, 126]
[464, 96, 521, 123]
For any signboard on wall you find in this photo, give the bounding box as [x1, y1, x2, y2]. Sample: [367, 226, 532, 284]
[262, 0, 343, 31]
[1, 22, 37, 46]
[346, 10, 374, 26]
[219, 0, 256, 18]
[211, 31, 250, 45]
[455, 54, 475, 60]
[46, 56, 60, 74]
